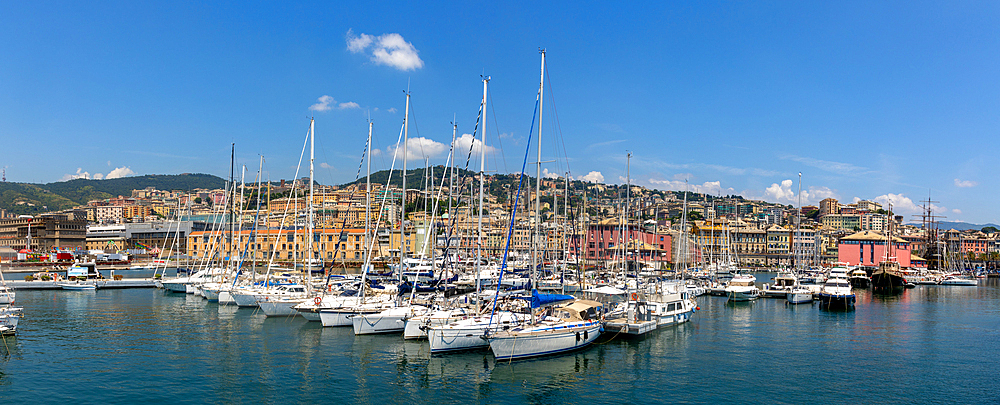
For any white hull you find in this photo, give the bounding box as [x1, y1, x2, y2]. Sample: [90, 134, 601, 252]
[0, 315, 19, 335]
[300, 310, 321, 321]
[428, 326, 492, 353]
[59, 283, 97, 290]
[202, 288, 220, 302]
[353, 314, 407, 335]
[185, 284, 196, 294]
[231, 292, 260, 308]
[428, 313, 529, 353]
[0, 292, 15, 305]
[940, 279, 978, 286]
[259, 300, 302, 317]
[319, 310, 357, 327]
[162, 282, 187, 293]
[218, 290, 235, 305]
[489, 321, 601, 361]
[726, 290, 759, 302]
[786, 291, 813, 304]
[403, 308, 473, 339]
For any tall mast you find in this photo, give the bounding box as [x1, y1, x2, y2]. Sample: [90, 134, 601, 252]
[533, 49, 545, 293]
[228, 143, 235, 268]
[476, 76, 489, 310]
[401, 91, 410, 284]
[365, 120, 372, 277]
[681, 180, 688, 274]
[562, 172, 568, 294]
[795, 172, 801, 271]
[449, 117, 456, 281]
[308, 118, 315, 283]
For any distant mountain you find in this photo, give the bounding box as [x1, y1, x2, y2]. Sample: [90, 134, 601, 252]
[0, 173, 226, 216]
[906, 221, 1000, 231]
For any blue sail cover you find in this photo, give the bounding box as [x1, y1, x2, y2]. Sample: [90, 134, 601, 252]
[522, 289, 575, 308]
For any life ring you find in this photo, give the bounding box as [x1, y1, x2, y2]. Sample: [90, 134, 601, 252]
[314, 296, 322, 305]
[631, 293, 638, 301]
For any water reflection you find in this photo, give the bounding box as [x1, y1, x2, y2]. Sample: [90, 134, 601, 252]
[1, 284, 999, 404]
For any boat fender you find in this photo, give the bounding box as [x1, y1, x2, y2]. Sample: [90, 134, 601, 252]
[695, 306, 700, 311]
[314, 296, 322, 305]
[583, 330, 588, 340]
[575, 331, 581, 342]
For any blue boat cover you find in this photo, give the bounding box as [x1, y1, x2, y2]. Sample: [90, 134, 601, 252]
[519, 289, 575, 308]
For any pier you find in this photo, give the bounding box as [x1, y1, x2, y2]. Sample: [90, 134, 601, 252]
[8, 279, 157, 290]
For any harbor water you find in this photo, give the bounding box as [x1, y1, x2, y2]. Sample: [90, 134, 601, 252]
[1, 277, 998, 404]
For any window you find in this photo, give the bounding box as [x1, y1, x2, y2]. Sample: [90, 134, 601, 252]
[287, 233, 294, 242]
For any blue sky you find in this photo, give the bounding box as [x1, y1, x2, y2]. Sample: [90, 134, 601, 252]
[2, 2, 999, 224]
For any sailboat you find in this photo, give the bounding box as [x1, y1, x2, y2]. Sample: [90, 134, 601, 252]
[784, 172, 812, 304]
[487, 50, 604, 360]
[871, 203, 906, 294]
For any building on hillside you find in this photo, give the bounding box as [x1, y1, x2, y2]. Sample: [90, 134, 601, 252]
[819, 198, 840, 217]
[855, 200, 882, 212]
[186, 227, 416, 264]
[0, 210, 88, 252]
[86, 221, 208, 256]
[571, 220, 672, 265]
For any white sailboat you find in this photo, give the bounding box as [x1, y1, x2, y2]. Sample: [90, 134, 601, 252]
[486, 50, 604, 360]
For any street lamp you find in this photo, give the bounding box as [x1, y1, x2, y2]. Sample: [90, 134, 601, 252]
[18, 215, 33, 252]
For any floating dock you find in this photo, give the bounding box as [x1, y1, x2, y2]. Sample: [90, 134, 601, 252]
[8, 279, 157, 290]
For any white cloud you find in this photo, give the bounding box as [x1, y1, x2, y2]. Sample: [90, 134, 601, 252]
[309, 95, 359, 112]
[952, 208, 962, 214]
[346, 29, 374, 52]
[579, 171, 604, 183]
[763, 179, 838, 205]
[310, 95, 334, 112]
[871, 193, 942, 216]
[387, 107, 397, 114]
[319, 163, 333, 169]
[542, 168, 561, 179]
[387, 137, 448, 161]
[650, 178, 729, 195]
[61, 168, 91, 181]
[93, 173, 105, 180]
[452, 133, 496, 158]
[106, 166, 136, 179]
[346, 30, 424, 71]
[954, 179, 977, 188]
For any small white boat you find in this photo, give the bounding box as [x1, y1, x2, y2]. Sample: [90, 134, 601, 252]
[0, 306, 23, 335]
[725, 274, 760, 302]
[818, 278, 855, 309]
[940, 275, 978, 286]
[0, 286, 15, 305]
[58, 283, 97, 290]
[786, 286, 813, 304]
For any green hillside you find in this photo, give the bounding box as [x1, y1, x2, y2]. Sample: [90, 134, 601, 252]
[0, 173, 226, 216]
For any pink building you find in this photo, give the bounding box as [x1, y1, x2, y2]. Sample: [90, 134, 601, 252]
[570, 221, 671, 263]
[837, 230, 911, 267]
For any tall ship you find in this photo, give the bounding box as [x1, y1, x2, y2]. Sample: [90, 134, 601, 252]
[871, 202, 906, 294]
